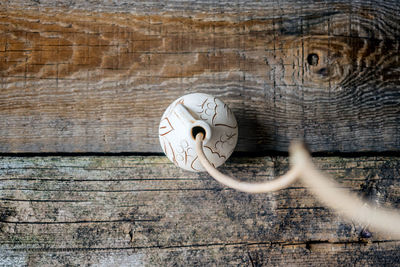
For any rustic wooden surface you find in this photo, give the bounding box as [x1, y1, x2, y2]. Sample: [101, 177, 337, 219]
[1, 1, 399, 153]
[1, 1, 400, 266]
[0, 156, 399, 266]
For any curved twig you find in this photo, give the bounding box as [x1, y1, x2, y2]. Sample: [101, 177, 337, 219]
[196, 133, 301, 193]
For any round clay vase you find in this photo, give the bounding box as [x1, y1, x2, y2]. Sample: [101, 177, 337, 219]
[159, 93, 238, 172]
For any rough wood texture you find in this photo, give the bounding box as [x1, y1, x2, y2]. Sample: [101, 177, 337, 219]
[1, 1, 399, 153]
[0, 156, 399, 266]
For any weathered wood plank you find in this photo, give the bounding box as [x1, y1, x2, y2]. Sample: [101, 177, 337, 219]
[2, 242, 400, 267]
[0, 156, 399, 265]
[0, 1, 399, 153]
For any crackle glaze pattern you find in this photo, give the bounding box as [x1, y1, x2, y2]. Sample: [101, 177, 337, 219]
[159, 93, 238, 172]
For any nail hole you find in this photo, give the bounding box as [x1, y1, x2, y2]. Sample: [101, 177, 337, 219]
[192, 126, 206, 140]
[360, 229, 372, 238]
[317, 67, 329, 76]
[307, 53, 319, 66]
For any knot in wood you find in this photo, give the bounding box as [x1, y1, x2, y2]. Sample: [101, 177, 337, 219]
[302, 36, 353, 89]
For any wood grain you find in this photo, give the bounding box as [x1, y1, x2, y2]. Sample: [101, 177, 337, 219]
[0, 1, 399, 153]
[0, 156, 399, 265]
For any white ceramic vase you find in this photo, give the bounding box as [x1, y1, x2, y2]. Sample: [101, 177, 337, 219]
[159, 93, 238, 172]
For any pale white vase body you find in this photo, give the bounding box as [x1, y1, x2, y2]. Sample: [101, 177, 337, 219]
[159, 93, 238, 172]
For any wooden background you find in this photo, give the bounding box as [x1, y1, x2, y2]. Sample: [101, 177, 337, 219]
[0, 0, 399, 266]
